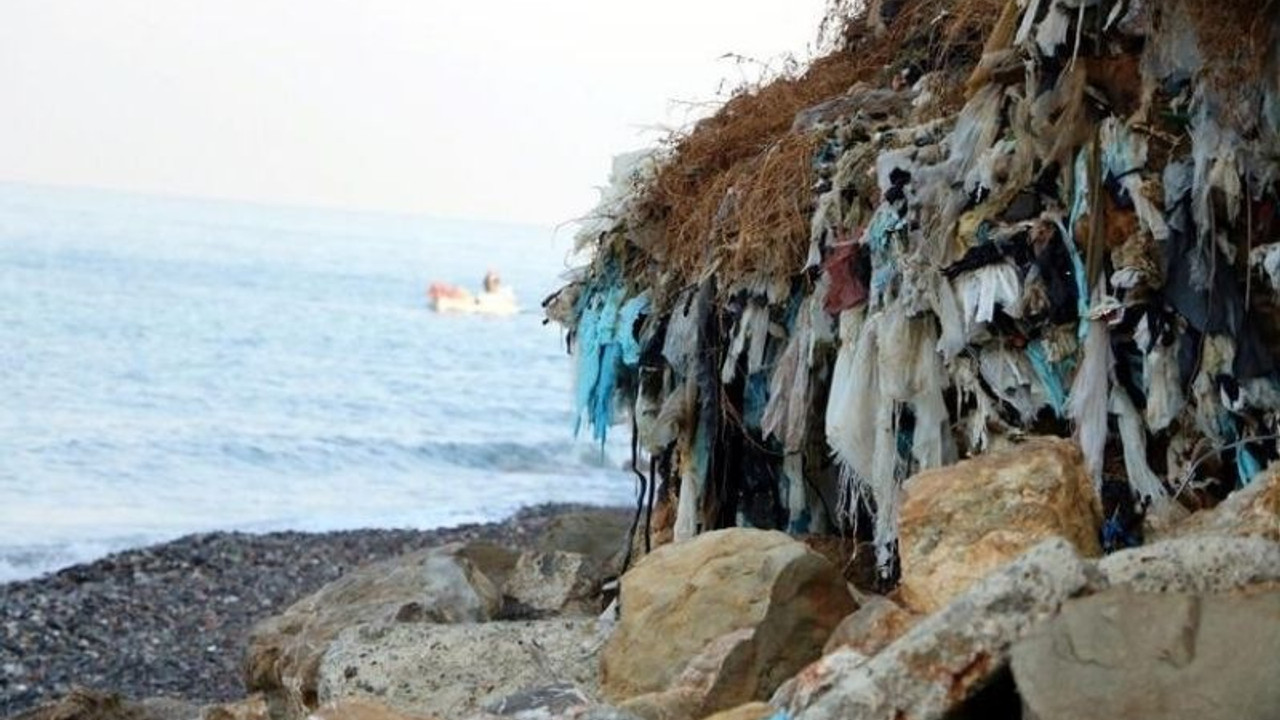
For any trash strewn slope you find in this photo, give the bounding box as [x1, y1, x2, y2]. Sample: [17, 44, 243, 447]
[548, 0, 1280, 577]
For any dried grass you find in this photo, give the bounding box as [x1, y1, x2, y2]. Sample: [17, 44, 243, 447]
[644, 51, 868, 287]
[637, 0, 1004, 290]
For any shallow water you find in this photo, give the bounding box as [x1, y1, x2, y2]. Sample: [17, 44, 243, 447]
[0, 184, 632, 582]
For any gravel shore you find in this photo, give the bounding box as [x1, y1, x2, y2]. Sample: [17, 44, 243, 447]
[0, 504, 629, 717]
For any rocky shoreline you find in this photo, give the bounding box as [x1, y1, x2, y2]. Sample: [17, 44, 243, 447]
[0, 504, 630, 718]
[3, 458, 1278, 720]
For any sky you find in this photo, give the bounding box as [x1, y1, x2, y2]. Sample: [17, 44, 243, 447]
[0, 1, 830, 226]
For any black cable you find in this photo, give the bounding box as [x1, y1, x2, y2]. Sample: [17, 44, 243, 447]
[645, 455, 657, 554]
[621, 415, 646, 574]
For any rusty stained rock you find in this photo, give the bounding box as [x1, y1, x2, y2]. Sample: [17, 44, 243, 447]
[776, 538, 1089, 720]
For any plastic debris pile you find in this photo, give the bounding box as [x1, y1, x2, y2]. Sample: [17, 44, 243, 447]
[548, 0, 1280, 576]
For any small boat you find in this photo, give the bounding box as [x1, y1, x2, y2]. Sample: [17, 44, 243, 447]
[427, 281, 519, 316]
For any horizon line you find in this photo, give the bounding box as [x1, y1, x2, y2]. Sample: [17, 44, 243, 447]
[0, 178, 572, 235]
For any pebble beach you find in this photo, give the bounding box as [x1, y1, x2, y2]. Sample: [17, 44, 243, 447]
[0, 504, 628, 718]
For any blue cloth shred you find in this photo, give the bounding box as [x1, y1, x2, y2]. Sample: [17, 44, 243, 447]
[572, 277, 649, 445]
[1027, 340, 1068, 416]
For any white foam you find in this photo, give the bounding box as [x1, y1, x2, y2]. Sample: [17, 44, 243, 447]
[0, 535, 162, 584]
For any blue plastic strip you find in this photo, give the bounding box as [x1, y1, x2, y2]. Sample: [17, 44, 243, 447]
[1027, 340, 1067, 416]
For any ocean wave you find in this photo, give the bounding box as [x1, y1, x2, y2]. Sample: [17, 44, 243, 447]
[0, 535, 163, 585]
[207, 435, 625, 475]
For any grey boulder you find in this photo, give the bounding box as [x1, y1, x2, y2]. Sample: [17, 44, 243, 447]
[1012, 587, 1280, 720]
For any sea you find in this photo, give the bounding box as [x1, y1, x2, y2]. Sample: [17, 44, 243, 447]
[0, 183, 634, 583]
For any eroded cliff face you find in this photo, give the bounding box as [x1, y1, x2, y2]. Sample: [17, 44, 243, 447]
[551, 0, 1280, 573]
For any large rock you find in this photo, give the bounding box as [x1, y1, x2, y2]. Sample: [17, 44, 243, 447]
[505, 551, 601, 617]
[243, 545, 502, 711]
[317, 618, 602, 719]
[1011, 587, 1280, 720]
[777, 538, 1089, 720]
[897, 437, 1102, 613]
[1172, 469, 1280, 541]
[1097, 536, 1280, 594]
[601, 529, 855, 706]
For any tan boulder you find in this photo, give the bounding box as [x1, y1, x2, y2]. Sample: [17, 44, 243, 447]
[821, 596, 920, 657]
[1172, 468, 1280, 542]
[601, 529, 855, 707]
[898, 437, 1102, 613]
[243, 544, 501, 711]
